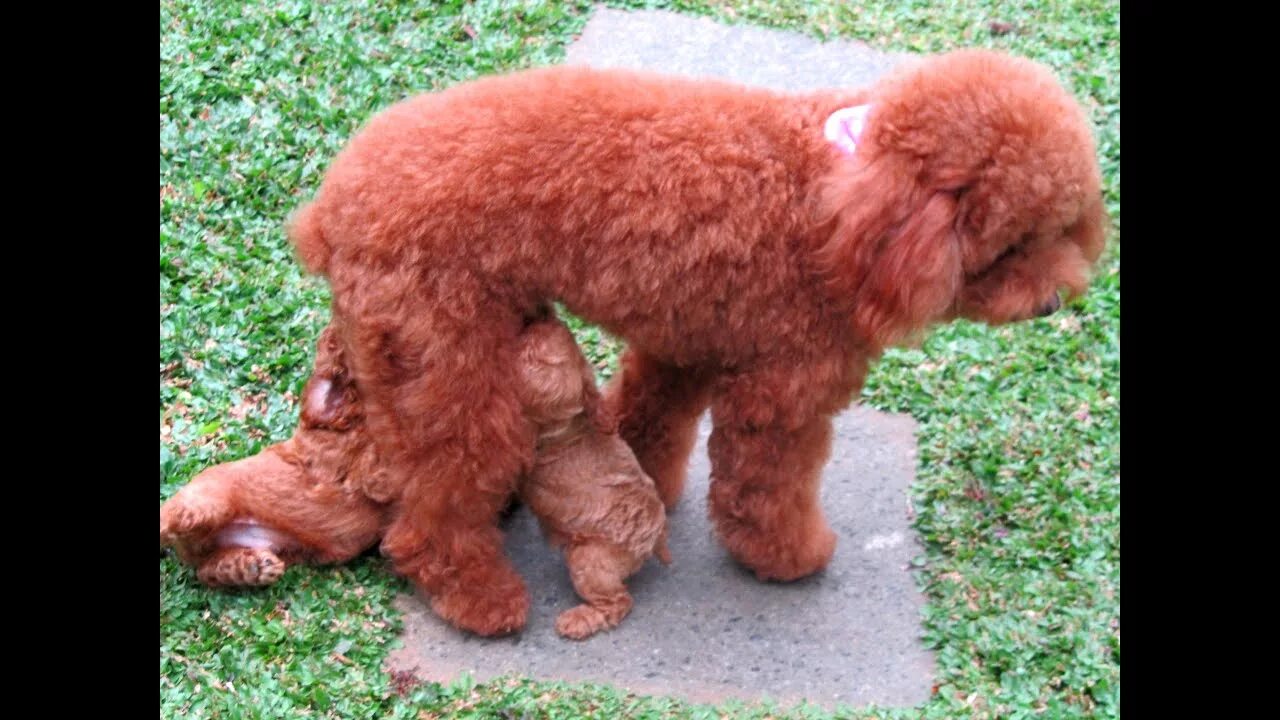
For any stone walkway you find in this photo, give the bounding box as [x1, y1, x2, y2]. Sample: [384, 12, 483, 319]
[388, 410, 934, 708]
[565, 6, 912, 92]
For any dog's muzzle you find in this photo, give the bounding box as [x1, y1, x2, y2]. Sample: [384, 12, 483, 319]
[1035, 294, 1062, 317]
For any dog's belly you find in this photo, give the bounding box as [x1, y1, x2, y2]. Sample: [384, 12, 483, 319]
[214, 519, 303, 554]
[554, 277, 823, 369]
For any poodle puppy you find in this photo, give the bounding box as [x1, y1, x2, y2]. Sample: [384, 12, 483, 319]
[286, 49, 1108, 636]
[514, 317, 670, 640]
[161, 316, 667, 640]
[159, 324, 390, 586]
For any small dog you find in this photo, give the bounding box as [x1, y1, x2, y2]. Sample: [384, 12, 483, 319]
[159, 324, 390, 586]
[160, 317, 668, 639]
[513, 318, 671, 639]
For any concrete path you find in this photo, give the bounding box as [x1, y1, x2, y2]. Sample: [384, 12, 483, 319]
[387, 409, 934, 709]
[564, 6, 912, 92]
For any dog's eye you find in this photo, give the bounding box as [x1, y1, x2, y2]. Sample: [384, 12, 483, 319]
[967, 243, 1020, 282]
[992, 244, 1019, 265]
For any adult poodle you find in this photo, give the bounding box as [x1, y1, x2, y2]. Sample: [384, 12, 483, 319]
[287, 49, 1107, 636]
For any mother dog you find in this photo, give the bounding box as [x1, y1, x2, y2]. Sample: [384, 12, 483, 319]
[288, 50, 1106, 635]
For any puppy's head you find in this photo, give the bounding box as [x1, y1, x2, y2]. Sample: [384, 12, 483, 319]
[515, 319, 616, 435]
[300, 324, 363, 432]
[816, 50, 1107, 348]
[292, 322, 395, 496]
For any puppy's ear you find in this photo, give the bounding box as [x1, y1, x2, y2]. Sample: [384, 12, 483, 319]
[300, 326, 359, 430]
[816, 155, 963, 349]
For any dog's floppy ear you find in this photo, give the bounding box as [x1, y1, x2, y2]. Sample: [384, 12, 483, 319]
[816, 153, 963, 350]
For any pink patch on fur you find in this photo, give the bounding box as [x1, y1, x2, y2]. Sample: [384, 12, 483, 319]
[824, 105, 872, 156]
[215, 519, 298, 552]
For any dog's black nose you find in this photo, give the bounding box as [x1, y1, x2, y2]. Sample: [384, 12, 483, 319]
[1035, 295, 1061, 317]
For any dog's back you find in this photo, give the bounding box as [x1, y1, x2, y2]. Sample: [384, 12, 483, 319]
[288, 66, 860, 366]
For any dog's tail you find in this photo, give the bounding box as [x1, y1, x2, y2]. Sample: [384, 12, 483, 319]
[287, 201, 330, 276]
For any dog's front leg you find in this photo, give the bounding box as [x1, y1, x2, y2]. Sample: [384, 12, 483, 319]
[705, 367, 842, 582]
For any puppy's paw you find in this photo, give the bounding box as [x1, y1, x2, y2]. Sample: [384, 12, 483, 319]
[555, 604, 621, 640]
[359, 470, 400, 504]
[197, 548, 286, 587]
[160, 498, 220, 545]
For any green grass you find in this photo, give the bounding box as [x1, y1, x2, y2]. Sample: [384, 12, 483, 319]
[160, 1, 1119, 718]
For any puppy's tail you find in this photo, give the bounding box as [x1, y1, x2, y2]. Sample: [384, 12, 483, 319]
[287, 201, 330, 276]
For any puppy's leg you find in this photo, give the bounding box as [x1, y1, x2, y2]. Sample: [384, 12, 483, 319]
[160, 470, 237, 545]
[706, 367, 842, 582]
[555, 542, 637, 640]
[330, 277, 535, 637]
[196, 547, 286, 587]
[602, 350, 711, 508]
[236, 478, 385, 566]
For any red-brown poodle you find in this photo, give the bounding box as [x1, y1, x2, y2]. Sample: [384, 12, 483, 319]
[286, 49, 1108, 636]
[161, 316, 669, 640]
[159, 324, 390, 586]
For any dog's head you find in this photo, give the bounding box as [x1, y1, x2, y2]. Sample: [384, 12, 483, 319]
[815, 50, 1107, 349]
[515, 319, 617, 437]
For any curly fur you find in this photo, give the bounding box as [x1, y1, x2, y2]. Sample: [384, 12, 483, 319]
[515, 318, 670, 639]
[287, 50, 1107, 636]
[161, 318, 668, 640]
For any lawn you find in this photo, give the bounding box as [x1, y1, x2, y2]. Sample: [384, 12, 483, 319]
[160, 1, 1119, 718]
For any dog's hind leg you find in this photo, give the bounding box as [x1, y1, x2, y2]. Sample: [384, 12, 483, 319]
[555, 542, 638, 640]
[329, 269, 537, 637]
[602, 350, 712, 509]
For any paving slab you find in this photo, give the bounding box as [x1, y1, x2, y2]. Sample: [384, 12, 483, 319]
[564, 6, 912, 92]
[387, 408, 934, 709]
[386, 8, 933, 711]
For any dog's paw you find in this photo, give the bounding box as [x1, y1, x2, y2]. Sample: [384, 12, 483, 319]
[197, 548, 286, 587]
[719, 514, 837, 582]
[428, 571, 530, 637]
[359, 470, 401, 504]
[554, 605, 607, 640]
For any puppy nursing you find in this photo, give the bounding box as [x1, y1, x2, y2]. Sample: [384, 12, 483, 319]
[515, 319, 671, 639]
[160, 317, 668, 639]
